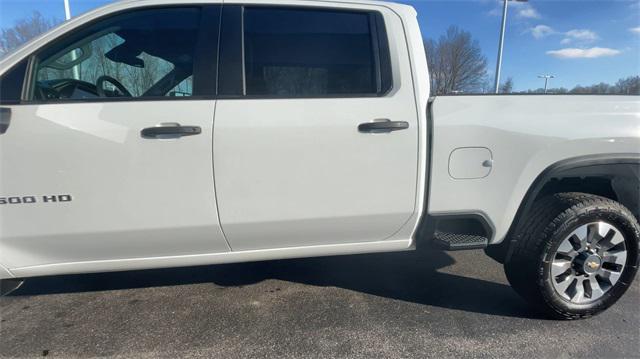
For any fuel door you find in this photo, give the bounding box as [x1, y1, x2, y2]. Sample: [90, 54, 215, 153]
[449, 147, 493, 179]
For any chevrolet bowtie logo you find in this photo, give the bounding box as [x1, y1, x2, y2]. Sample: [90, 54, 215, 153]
[587, 261, 600, 269]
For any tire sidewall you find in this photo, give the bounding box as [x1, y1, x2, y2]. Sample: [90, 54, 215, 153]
[538, 206, 640, 316]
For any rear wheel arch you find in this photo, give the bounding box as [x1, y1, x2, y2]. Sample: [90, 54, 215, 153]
[485, 154, 640, 264]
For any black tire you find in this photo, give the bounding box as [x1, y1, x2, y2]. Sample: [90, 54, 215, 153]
[504, 192, 640, 320]
[484, 241, 510, 264]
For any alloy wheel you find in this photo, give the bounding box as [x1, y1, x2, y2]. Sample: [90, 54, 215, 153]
[550, 222, 627, 304]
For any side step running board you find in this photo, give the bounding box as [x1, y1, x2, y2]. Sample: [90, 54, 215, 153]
[433, 231, 488, 251]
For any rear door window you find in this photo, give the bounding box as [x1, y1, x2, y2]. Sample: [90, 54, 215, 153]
[243, 7, 388, 97]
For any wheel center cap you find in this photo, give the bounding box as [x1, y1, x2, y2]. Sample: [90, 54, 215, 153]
[576, 253, 601, 274]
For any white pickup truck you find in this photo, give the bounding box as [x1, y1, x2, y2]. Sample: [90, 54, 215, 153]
[0, 0, 638, 320]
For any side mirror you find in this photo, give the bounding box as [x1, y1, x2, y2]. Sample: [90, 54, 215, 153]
[0, 108, 11, 135]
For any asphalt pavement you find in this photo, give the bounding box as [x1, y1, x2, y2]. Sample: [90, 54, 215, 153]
[1, 248, 638, 358]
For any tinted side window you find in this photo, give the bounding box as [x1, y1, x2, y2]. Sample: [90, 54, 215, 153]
[243, 8, 383, 97]
[31, 8, 202, 102]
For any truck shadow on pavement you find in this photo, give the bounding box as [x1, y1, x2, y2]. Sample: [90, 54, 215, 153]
[8, 247, 541, 319]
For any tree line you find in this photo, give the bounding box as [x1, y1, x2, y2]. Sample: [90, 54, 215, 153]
[424, 25, 639, 95]
[1, 12, 638, 96]
[520, 76, 639, 95]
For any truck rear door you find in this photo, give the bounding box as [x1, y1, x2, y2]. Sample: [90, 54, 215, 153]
[213, 4, 419, 251]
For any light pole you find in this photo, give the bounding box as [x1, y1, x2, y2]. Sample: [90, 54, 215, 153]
[538, 75, 555, 93]
[494, 0, 528, 93]
[63, 0, 80, 79]
[63, 0, 72, 20]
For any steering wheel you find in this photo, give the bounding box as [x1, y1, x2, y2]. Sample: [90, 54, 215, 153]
[96, 75, 132, 98]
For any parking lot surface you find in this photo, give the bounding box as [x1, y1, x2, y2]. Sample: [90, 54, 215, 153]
[1, 248, 638, 358]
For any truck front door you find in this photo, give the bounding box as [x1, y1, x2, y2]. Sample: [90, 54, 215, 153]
[0, 6, 229, 270]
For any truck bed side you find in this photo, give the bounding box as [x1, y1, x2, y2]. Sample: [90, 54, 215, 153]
[428, 95, 640, 244]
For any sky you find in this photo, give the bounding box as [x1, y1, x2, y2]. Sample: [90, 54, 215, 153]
[1, 0, 639, 92]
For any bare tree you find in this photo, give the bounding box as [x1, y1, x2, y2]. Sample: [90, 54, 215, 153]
[499, 77, 514, 93]
[424, 26, 488, 95]
[0, 11, 60, 58]
[479, 76, 494, 94]
[615, 76, 640, 95]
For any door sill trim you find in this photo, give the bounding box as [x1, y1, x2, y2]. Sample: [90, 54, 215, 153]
[10, 239, 414, 278]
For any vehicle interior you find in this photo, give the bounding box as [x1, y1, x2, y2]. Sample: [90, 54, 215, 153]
[33, 8, 200, 101]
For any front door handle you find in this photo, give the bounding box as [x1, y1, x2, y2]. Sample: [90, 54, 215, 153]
[141, 123, 201, 139]
[358, 120, 409, 133]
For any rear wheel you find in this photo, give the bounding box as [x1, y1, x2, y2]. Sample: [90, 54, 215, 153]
[505, 193, 639, 319]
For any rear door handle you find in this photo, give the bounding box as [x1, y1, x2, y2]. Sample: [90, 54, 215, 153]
[358, 120, 409, 133]
[141, 123, 201, 139]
